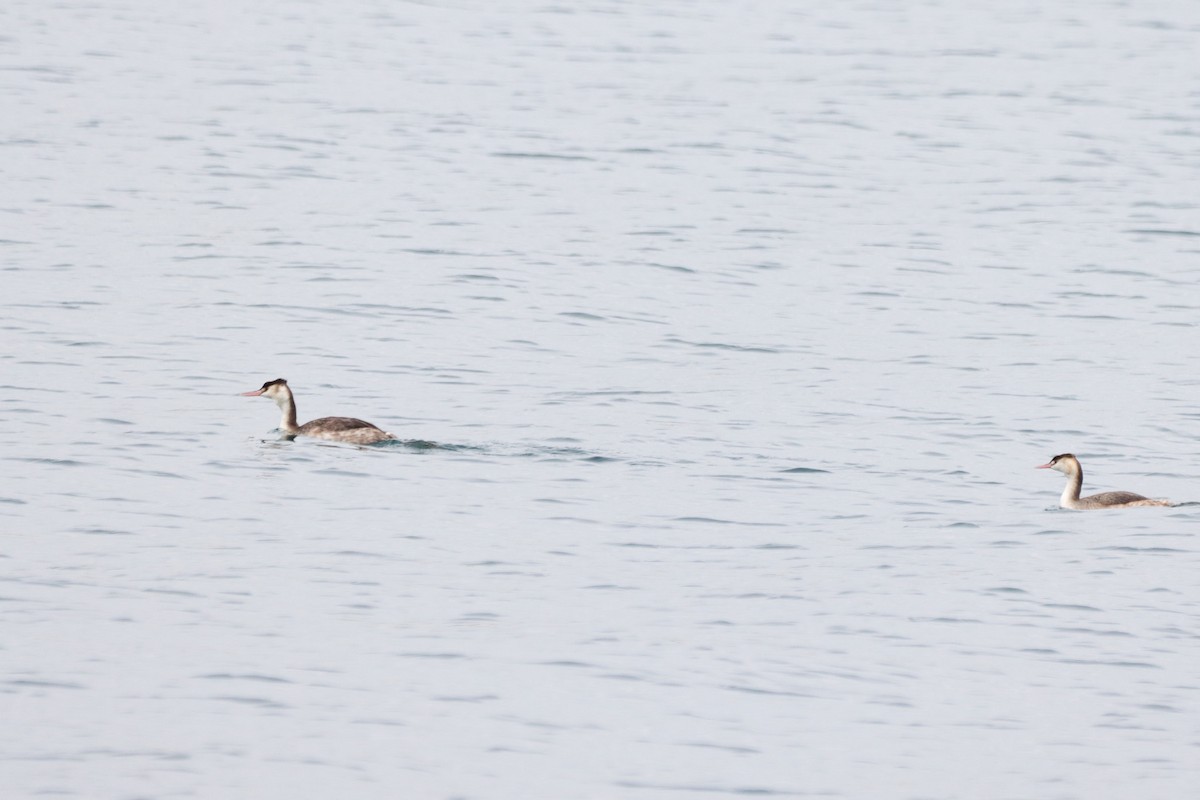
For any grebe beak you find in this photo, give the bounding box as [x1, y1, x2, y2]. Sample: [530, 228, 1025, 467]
[241, 389, 265, 397]
[1035, 462, 1053, 469]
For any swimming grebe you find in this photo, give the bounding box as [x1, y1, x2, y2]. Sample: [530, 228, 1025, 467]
[1036, 453, 1171, 510]
[242, 378, 396, 445]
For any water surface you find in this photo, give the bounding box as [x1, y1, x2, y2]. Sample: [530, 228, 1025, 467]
[2, 1, 1199, 798]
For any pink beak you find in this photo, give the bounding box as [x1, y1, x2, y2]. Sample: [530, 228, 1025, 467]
[241, 389, 265, 396]
[1035, 462, 1053, 469]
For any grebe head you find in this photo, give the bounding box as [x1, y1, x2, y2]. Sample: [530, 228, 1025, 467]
[1036, 453, 1079, 475]
[241, 378, 289, 401]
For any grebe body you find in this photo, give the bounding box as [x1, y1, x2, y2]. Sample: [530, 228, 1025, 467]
[242, 378, 396, 445]
[1036, 454, 1171, 510]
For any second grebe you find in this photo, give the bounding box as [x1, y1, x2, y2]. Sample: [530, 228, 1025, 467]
[242, 378, 397, 445]
[1036, 453, 1171, 510]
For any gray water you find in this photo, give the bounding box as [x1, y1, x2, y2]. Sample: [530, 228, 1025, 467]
[3, 1, 1199, 798]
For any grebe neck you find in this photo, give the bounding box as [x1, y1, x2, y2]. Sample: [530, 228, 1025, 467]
[273, 385, 300, 433]
[1061, 462, 1083, 507]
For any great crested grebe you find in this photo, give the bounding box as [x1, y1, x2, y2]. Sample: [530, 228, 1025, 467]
[242, 378, 396, 445]
[1036, 453, 1171, 510]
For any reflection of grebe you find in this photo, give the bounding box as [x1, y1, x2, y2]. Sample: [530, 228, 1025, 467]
[1036, 454, 1170, 509]
[242, 379, 396, 445]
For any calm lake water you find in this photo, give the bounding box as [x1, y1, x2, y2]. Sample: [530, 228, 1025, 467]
[3, 1, 1199, 798]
